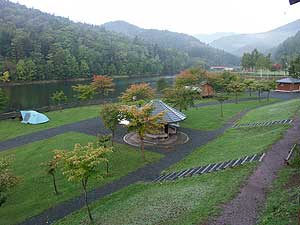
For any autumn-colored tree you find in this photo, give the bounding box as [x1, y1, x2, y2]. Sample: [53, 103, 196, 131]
[0, 156, 19, 207]
[215, 93, 229, 117]
[43, 155, 60, 195]
[0, 71, 10, 82]
[0, 88, 8, 111]
[91, 75, 115, 95]
[226, 81, 246, 104]
[121, 104, 164, 161]
[72, 84, 96, 101]
[164, 86, 200, 111]
[50, 91, 68, 111]
[100, 103, 121, 146]
[55, 143, 113, 222]
[120, 83, 155, 103]
[175, 67, 206, 87]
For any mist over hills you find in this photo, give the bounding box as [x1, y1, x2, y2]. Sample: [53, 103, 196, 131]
[193, 32, 236, 44]
[102, 21, 240, 66]
[209, 19, 300, 56]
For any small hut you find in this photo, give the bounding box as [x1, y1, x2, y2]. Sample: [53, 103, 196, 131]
[276, 78, 300, 92]
[148, 100, 186, 138]
[199, 81, 214, 97]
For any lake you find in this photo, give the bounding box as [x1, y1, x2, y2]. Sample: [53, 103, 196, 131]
[2, 76, 175, 111]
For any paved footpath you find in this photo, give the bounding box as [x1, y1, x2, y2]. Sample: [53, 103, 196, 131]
[207, 117, 300, 225]
[16, 111, 246, 225]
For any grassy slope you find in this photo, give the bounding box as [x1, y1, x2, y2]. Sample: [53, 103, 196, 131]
[0, 132, 162, 225]
[56, 165, 255, 225]
[55, 100, 300, 225]
[182, 99, 279, 131]
[258, 164, 299, 225]
[167, 99, 300, 173]
[258, 118, 300, 225]
[0, 105, 101, 141]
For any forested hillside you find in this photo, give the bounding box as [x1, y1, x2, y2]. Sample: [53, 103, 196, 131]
[102, 21, 240, 67]
[0, 0, 191, 81]
[274, 31, 300, 61]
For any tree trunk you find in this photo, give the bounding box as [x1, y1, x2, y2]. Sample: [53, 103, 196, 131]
[111, 130, 114, 147]
[140, 136, 145, 161]
[106, 161, 109, 174]
[267, 91, 270, 101]
[235, 92, 238, 104]
[249, 89, 252, 97]
[82, 178, 93, 222]
[51, 173, 59, 195]
[220, 102, 223, 117]
[258, 90, 261, 102]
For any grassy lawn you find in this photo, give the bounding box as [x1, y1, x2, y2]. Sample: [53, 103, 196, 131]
[194, 92, 251, 105]
[238, 99, 300, 123]
[0, 132, 162, 225]
[0, 105, 101, 141]
[182, 99, 279, 131]
[56, 165, 255, 225]
[167, 100, 299, 173]
[258, 156, 300, 225]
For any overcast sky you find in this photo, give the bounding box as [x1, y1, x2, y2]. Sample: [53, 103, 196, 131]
[10, 0, 300, 35]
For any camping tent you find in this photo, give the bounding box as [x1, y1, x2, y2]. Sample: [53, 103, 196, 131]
[20, 110, 49, 124]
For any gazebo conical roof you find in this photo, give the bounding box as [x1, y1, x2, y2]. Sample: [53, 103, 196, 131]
[150, 100, 186, 123]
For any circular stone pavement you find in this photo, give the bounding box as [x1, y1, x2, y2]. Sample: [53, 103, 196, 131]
[123, 131, 189, 149]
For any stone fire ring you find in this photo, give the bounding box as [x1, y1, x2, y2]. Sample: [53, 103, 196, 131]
[123, 132, 189, 148]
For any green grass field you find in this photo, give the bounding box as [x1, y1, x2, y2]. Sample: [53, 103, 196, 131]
[167, 100, 299, 173]
[0, 105, 101, 141]
[258, 163, 300, 225]
[56, 165, 255, 225]
[182, 99, 279, 131]
[0, 132, 162, 225]
[54, 99, 299, 225]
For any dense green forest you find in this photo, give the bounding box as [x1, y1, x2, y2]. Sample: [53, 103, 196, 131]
[102, 21, 240, 67]
[0, 0, 192, 81]
[274, 31, 300, 62]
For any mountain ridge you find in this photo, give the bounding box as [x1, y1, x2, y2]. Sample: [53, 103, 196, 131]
[210, 19, 300, 56]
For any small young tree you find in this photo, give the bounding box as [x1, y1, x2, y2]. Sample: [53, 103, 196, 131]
[262, 80, 276, 101]
[121, 104, 164, 161]
[91, 75, 115, 95]
[51, 91, 68, 111]
[55, 143, 113, 222]
[0, 88, 8, 112]
[120, 83, 155, 103]
[72, 84, 96, 101]
[100, 103, 121, 146]
[215, 93, 229, 117]
[42, 155, 60, 195]
[253, 81, 265, 102]
[163, 86, 200, 111]
[226, 81, 246, 104]
[0, 156, 19, 207]
[244, 79, 255, 96]
[96, 134, 112, 174]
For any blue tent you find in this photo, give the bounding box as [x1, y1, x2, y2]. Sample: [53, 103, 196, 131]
[20, 110, 49, 124]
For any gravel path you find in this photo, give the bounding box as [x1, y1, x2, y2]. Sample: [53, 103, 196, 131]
[207, 117, 300, 225]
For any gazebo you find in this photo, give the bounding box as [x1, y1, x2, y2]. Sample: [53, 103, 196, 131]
[149, 100, 186, 138]
[276, 77, 300, 92]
